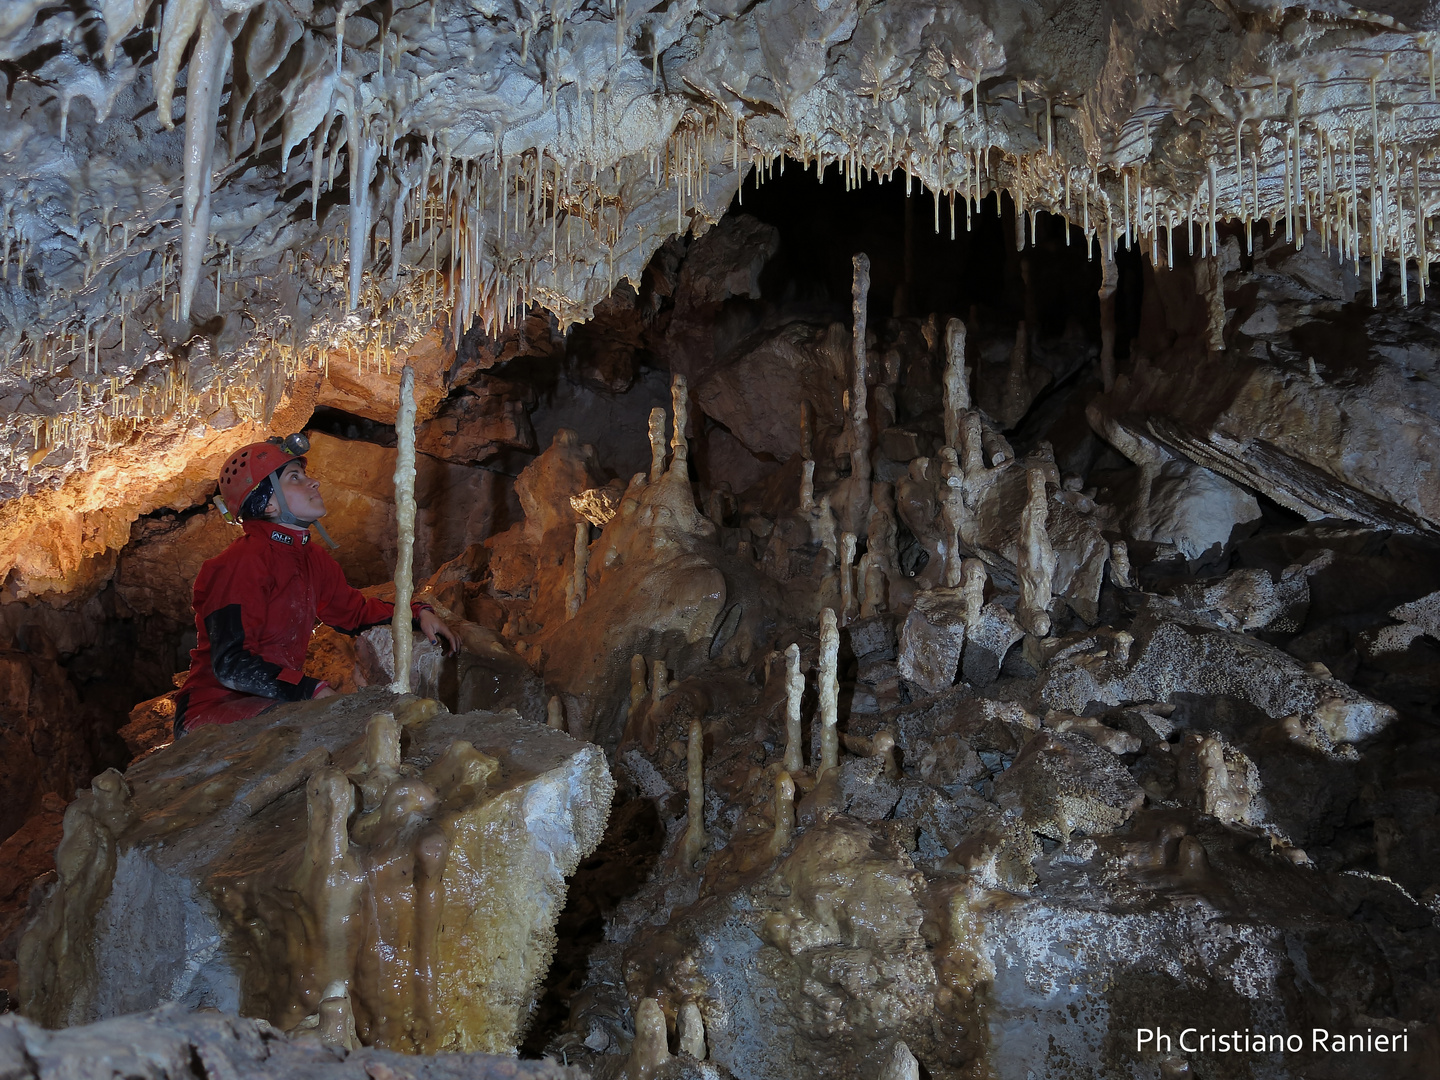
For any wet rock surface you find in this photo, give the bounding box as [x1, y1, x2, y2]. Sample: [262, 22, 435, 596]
[18, 691, 614, 1056]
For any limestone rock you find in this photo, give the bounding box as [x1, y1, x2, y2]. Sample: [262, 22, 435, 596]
[1090, 336, 1440, 533]
[673, 214, 780, 310]
[961, 603, 1025, 688]
[1038, 606, 1397, 753]
[695, 322, 848, 461]
[18, 690, 613, 1055]
[0, 1004, 582, 1080]
[514, 430, 606, 540]
[0, 638, 91, 842]
[897, 589, 965, 694]
[1166, 563, 1315, 633]
[416, 377, 537, 466]
[993, 730, 1145, 842]
[837, 757, 902, 822]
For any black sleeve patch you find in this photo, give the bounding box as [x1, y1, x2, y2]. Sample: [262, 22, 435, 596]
[205, 604, 312, 702]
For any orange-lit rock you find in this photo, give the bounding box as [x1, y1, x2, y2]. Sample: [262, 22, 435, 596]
[315, 329, 450, 425]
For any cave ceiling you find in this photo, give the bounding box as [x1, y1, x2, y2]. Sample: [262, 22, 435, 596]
[1, 0, 1438, 502]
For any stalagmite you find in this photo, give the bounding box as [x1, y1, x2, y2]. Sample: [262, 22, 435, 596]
[681, 718, 707, 866]
[942, 497, 964, 588]
[783, 643, 803, 773]
[648, 407, 666, 481]
[818, 608, 839, 775]
[1110, 541, 1134, 588]
[879, 1040, 921, 1080]
[870, 730, 900, 780]
[390, 364, 417, 694]
[814, 495, 839, 567]
[849, 255, 872, 491]
[652, 659, 670, 702]
[670, 374, 690, 470]
[628, 998, 671, 1079]
[959, 412, 986, 492]
[840, 532, 857, 624]
[566, 521, 588, 619]
[295, 768, 363, 1001]
[962, 558, 987, 630]
[1018, 466, 1056, 637]
[942, 318, 968, 448]
[630, 654, 649, 709]
[770, 771, 795, 856]
[547, 696, 565, 729]
[1097, 253, 1119, 392]
[678, 1001, 707, 1059]
[859, 551, 886, 617]
[799, 459, 816, 511]
[319, 991, 360, 1051]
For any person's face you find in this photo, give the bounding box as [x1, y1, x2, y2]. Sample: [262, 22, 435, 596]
[266, 460, 326, 521]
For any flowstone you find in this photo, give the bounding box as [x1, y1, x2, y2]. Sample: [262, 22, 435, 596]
[18, 689, 614, 1055]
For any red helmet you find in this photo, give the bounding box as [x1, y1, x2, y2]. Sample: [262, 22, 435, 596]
[217, 439, 307, 511]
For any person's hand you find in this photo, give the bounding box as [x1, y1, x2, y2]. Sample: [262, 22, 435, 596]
[314, 683, 337, 699]
[418, 609, 460, 655]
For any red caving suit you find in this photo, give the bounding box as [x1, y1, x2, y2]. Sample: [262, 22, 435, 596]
[176, 520, 426, 733]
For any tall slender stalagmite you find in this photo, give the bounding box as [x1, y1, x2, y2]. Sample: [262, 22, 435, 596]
[682, 718, 707, 866]
[840, 532, 857, 624]
[962, 558, 987, 630]
[818, 608, 839, 775]
[943, 318, 969, 448]
[1098, 253, 1119, 392]
[648, 407, 666, 481]
[849, 255, 873, 521]
[783, 643, 803, 773]
[800, 459, 816, 511]
[390, 364, 417, 694]
[770, 771, 795, 855]
[670, 373, 689, 470]
[1018, 467, 1057, 637]
[566, 521, 588, 619]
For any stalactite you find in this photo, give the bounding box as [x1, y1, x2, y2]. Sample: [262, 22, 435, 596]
[177, 10, 231, 323]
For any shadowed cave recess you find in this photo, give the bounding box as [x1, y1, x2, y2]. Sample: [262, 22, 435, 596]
[3, 1, 1440, 1078]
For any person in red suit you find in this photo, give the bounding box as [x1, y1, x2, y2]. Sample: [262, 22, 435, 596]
[174, 435, 457, 733]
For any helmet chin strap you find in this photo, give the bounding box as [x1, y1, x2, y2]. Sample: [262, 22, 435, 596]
[270, 471, 340, 549]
